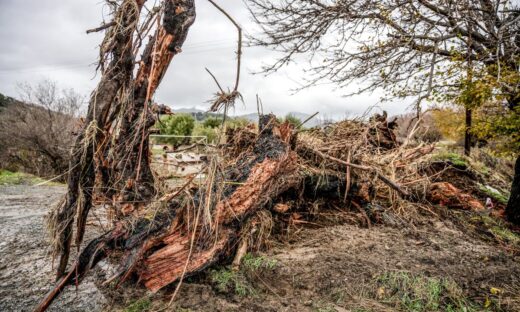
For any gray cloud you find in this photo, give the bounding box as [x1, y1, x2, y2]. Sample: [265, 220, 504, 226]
[0, 0, 410, 118]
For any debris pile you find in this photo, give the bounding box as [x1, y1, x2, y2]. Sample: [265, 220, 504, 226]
[39, 109, 486, 311]
[34, 1, 514, 311]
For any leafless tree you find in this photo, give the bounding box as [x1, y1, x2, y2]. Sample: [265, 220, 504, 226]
[248, 0, 519, 105]
[247, 0, 520, 222]
[0, 79, 83, 177]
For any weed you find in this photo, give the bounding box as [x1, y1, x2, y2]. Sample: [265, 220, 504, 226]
[210, 267, 256, 297]
[375, 272, 478, 312]
[468, 214, 520, 246]
[0, 169, 61, 186]
[432, 152, 468, 168]
[242, 253, 277, 271]
[124, 298, 152, 312]
[209, 253, 277, 297]
[490, 226, 520, 244]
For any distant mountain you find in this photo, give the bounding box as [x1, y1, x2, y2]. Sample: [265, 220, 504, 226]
[172, 107, 206, 114]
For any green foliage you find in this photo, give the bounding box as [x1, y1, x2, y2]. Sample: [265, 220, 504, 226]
[209, 253, 277, 297]
[376, 272, 478, 312]
[157, 114, 195, 146]
[203, 117, 223, 129]
[210, 267, 256, 297]
[432, 152, 468, 168]
[473, 105, 520, 156]
[430, 108, 465, 142]
[124, 298, 151, 312]
[478, 185, 509, 205]
[242, 253, 277, 271]
[0, 169, 60, 186]
[226, 117, 250, 129]
[430, 64, 520, 155]
[453, 65, 520, 156]
[193, 123, 219, 144]
[456, 76, 493, 109]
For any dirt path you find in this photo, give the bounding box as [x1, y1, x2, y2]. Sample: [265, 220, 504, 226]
[0, 185, 107, 312]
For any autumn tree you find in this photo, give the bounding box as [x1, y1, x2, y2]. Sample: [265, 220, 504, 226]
[247, 0, 520, 224]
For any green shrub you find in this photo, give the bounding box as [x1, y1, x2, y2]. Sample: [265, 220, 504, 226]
[193, 123, 219, 144]
[210, 267, 256, 297]
[277, 114, 302, 127]
[203, 117, 223, 129]
[157, 114, 195, 146]
[226, 117, 250, 129]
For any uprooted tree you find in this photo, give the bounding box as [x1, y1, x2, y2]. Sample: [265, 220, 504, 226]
[247, 0, 520, 224]
[48, 0, 196, 288]
[35, 1, 517, 311]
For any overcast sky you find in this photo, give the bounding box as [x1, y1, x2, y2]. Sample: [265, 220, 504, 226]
[0, 0, 410, 118]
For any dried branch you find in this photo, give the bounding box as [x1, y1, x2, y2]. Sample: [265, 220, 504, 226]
[205, 0, 243, 113]
[85, 21, 116, 34]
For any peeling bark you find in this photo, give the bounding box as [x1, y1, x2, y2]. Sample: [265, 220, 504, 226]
[49, 0, 197, 281]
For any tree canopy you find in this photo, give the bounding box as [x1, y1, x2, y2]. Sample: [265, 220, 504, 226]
[248, 0, 520, 109]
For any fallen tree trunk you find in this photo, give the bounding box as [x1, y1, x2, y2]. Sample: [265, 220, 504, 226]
[140, 116, 300, 291]
[48, 0, 196, 280]
[36, 115, 301, 310]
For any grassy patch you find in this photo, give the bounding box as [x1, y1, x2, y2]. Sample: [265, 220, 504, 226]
[210, 253, 277, 297]
[0, 169, 61, 186]
[375, 272, 478, 312]
[432, 152, 468, 168]
[242, 253, 277, 271]
[124, 298, 152, 312]
[210, 267, 256, 297]
[467, 214, 520, 246]
[478, 184, 509, 205]
[490, 225, 520, 245]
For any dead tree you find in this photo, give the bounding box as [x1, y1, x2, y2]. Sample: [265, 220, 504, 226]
[49, 0, 196, 281]
[36, 115, 300, 311]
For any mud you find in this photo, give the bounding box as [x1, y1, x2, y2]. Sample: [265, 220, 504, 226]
[168, 221, 520, 311]
[1, 186, 520, 311]
[0, 185, 107, 312]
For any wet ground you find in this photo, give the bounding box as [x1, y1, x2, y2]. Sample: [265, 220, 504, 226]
[0, 185, 107, 312]
[1, 185, 520, 311]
